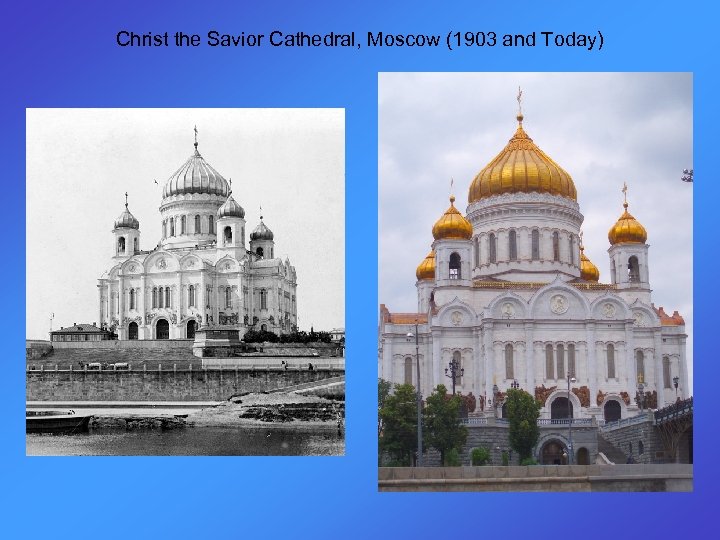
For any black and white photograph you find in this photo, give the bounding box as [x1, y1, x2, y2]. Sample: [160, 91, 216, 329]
[26, 108, 345, 456]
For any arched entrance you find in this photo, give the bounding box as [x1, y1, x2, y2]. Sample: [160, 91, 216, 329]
[604, 400, 622, 422]
[576, 447, 590, 465]
[551, 397, 573, 419]
[541, 440, 567, 465]
[501, 402, 508, 419]
[128, 322, 138, 340]
[187, 320, 196, 339]
[156, 319, 169, 340]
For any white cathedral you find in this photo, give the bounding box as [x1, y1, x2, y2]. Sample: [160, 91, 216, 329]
[379, 110, 689, 423]
[98, 134, 298, 340]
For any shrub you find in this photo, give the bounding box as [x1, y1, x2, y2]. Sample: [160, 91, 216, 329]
[520, 457, 538, 466]
[471, 447, 490, 466]
[444, 447, 461, 467]
[501, 450, 510, 466]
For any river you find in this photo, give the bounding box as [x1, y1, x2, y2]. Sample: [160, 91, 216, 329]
[27, 425, 344, 456]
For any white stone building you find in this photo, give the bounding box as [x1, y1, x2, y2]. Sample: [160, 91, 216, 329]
[379, 111, 689, 423]
[98, 136, 298, 340]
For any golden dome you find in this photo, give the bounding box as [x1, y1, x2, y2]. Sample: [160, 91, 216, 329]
[579, 246, 600, 282]
[416, 250, 435, 281]
[468, 115, 577, 203]
[432, 195, 473, 240]
[608, 202, 647, 245]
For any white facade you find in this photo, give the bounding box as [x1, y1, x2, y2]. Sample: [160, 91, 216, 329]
[98, 139, 298, 340]
[379, 118, 689, 423]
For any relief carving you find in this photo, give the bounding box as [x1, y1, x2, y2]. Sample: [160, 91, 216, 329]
[535, 384, 557, 404]
[597, 390, 606, 405]
[645, 390, 658, 409]
[572, 386, 590, 407]
[620, 391, 631, 405]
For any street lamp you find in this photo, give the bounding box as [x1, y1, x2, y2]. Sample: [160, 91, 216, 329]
[510, 379, 520, 390]
[673, 376, 680, 400]
[444, 356, 464, 396]
[567, 372, 577, 465]
[636, 380, 646, 412]
[406, 324, 423, 467]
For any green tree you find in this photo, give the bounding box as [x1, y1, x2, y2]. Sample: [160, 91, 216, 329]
[378, 378, 393, 436]
[506, 388, 541, 462]
[379, 383, 418, 466]
[423, 384, 467, 466]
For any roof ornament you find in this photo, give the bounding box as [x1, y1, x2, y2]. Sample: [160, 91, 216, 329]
[622, 181, 628, 207]
[516, 86, 524, 124]
[125, 191, 128, 209]
[194, 125, 198, 149]
[579, 230, 584, 248]
[260, 204, 263, 220]
[229, 177, 232, 195]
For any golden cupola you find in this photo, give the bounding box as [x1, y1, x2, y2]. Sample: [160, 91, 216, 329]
[416, 250, 436, 281]
[468, 114, 577, 203]
[579, 245, 600, 282]
[608, 201, 647, 245]
[432, 195, 473, 240]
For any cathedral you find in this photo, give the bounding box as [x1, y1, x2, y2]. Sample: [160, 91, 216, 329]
[379, 108, 689, 423]
[98, 134, 298, 340]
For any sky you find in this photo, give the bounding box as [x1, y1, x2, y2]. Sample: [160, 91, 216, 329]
[379, 72, 693, 390]
[26, 108, 345, 339]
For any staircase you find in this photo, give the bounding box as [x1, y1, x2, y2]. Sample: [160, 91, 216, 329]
[597, 433, 628, 464]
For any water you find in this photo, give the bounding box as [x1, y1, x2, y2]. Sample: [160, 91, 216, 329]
[27, 426, 344, 456]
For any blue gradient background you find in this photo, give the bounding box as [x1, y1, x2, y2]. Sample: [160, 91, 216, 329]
[2, 1, 715, 538]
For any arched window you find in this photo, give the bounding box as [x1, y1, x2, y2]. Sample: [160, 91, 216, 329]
[568, 343, 576, 378]
[636, 350, 645, 383]
[531, 229, 540, 260]
[260, 289, 268, 310]
[165, 287, 171, 308]
[404, 357, 413, 385]
[553, 231, 560, 261]
[195, 214, 201, 234]
[188, 285, 195, 308]
[170, 218, 175, 236]
[152, 287, 157, 309]
[611, 259, 617, 283]
[546, 344, 554, 379]
[158, 287, 164, 308]
[451, 350, 462, 385]
[225, 287, 232, 308]
[568, 235, 574, 265]
[488, 233, 497, 263]
[474, 237, 479, 267]
[209, 215, 215, 235]
[180, 215, 186, 235]
[162, 220, 167, 239]
[118, 237, 125, 254]
[505, 344, 514, 379]
[133, 238, 138, 253]
[129, 288, 135, 310]
[607, 344, 615, 378]
[557, 344, 565, 379]
[206, 286, 211, 309]
[628, 256, 640, 282]
[224, 226, 232, 244]
[509, 230, 517, 261]
[449, 252, 461, 280]
[663, 356, 672, 388]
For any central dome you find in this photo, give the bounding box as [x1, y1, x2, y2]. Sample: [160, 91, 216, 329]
[468, 115, 577, 203]
[163, 142, 230, 199]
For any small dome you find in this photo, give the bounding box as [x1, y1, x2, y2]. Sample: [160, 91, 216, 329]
[250, 218, 274, 241]
[217, 194, 245, 219]
[114, 203, 139, 230]
[432, 196, 473, 241]
[163, 142, 230, 199]
[608, 202, 647, 245]
[468, 114, 577, 203]
[579, 246, 599, 282]
[416, 250, 435, 281]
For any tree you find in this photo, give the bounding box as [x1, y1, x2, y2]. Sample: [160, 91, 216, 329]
[506, 388, 541, 462]
[378, 378, 393, 436]
[423, 384, 467, 466]
[379, 383, 418, 466]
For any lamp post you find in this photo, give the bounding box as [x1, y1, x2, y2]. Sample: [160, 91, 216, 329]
[510, 379, 520, 390]
[406, 324, 423, 467]
[673, 376, 680, 400]
[491, 383, 500, 417]
[636, 381, 646, 412]
[445, 356, 464, 396]
[567, 372, 577, 465]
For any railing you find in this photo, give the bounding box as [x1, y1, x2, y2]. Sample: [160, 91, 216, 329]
[460, 417, 592, 427]
[654, 397, 693, 425]
[538, 418, 594, 426]
[26, 363, 343, 372]
[600, 413, 651, 432]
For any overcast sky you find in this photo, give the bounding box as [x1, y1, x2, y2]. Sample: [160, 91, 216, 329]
[379, 72, 693, 390]
[27, 108, 344, 339]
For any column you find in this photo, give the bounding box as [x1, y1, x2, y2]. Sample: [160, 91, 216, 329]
[474, 329, 483, 398]
[199, 270, 207, 326]
[140, 275, 147, 335]
[483, 323, 494, 402]
[585, 323, 597, 406]
[118, 276, 125, 339]
[653, 330, 665, 408]
[97, 283, 103, 327]
[383, 337, 394, 383]
[679, 336, 688, 399]
[235, 271, 243, 326]
[624, 323, 635, 392]
[176, 271, 182, 337]
[524, 323, 534, 390]
[432, 332, 442, 394]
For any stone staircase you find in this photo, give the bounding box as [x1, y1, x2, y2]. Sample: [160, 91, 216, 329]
[597, 433, 628, 464]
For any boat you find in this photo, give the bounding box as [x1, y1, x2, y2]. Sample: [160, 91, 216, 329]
[26, 410, 92, 434]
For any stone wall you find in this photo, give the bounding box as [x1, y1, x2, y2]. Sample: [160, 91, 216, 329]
[600, 416, 692, 464]
[49, 340, 192, 350]
[27, 368, 343, 401]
